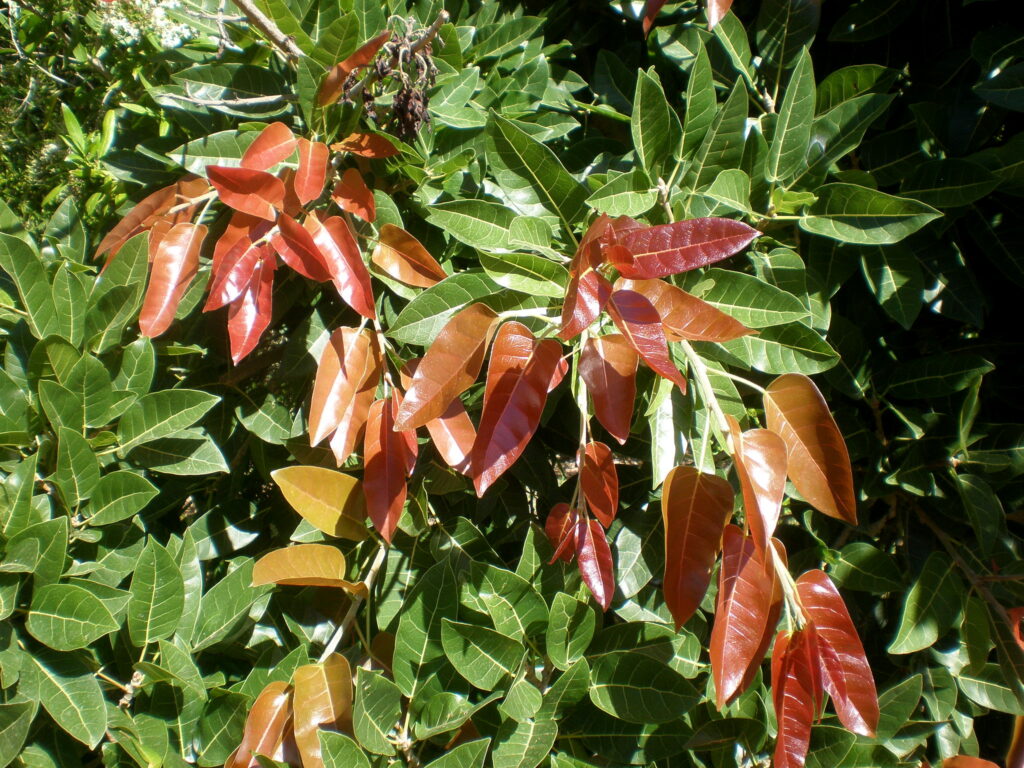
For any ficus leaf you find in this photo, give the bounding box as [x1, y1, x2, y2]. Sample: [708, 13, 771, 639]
[304, 215, 376, 319]
[273, 213, 333, 282]
[609, 218, 758, 279]
[579, 333, 638, 445]
[771, 629, 818, 768]
[580, 441, 618, 529]
[308, 327, 380, 456]
[363, 395, 416, 543]
[607, 289, 687, 392]
[333, 168, 376, 223]
[371, 223, 448, 288]
[240, 122, 296, 172]
[546, 503, 579, 563]
[617, 277, 754, 343]
[252, 544, 367, 596]
[207, 165, 285, 222]
[226, 681, 296, 768]
[226, 250, 275, 364]
[139, 222, 205, 338]
[293, 655, 354, 768]
[399, 359, 475, 475]
[270, 465, 368, 540]
[576, 517, 615, 610]
[295, 138, 329, 204]
[726, 416, 787, 554]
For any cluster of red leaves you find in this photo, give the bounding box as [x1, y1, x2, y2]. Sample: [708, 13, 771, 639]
[95, 121, 397, 364]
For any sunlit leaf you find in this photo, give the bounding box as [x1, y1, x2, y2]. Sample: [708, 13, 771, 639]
[333, 168, 376, 222]
[576, 517, 615, 610]
[580, 334, 638, 445]
[308, 327, 380, 457]
[252, 544, 367, 596]
[331, 132, 399, 158]
[607, 289, 687, 392]
[293, 655, 353, 768]
[225, 681, 296, 768]
[559, 215, 613, 340]
[546, 503, 579, 563]
[295, 138, 329, 204]
[611, 218, 758, 279]
[270, 465, 368, 540]
[226, 250, 274, 364]
[370, 224, 448, 288]
[581, 441, 618, 528]
[304, 215, 376, 319]
[207, 165, 285, 221]
[617, 277, 754, 342]
[363, 395, 416, 543]
[95, 176, 208, 261]
[318, 30, 391, 106]
[726, 416, 787, 553]
[139, 222, 206, 337]
[240, 122, 296, 171]
[772, 629, 818, 768]
[273, 213, 332, 281]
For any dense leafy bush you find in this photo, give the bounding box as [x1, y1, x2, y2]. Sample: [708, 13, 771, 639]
[3, 1, 1024, 767]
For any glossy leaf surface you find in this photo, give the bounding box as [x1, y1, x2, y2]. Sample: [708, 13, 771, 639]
[580, 441, 618, 528]
[546, 503, 578, 563]
[293, 656, 353, 768]
[607, 289, 687, 392]
[772, 629, 818, 768]
[371, 223, 448, 288]
[226, 250, 274, 364]
[139, 222, 205, 338]
[617, 277, 754, 342]
[610, 218, 758, 279]
[363, 396, 416, 543]
[270, 466, 368, 540]
[576, 517, 614, 610]
[240, 122, 296, 171]
[274, 213, 332, 281]
[304, 215, 376, 319]
[207, 165, 284, 221]
[727, 416, 787, 554]
[559, 215, 612, 340]
[331, 132, 398, 158]
[579, 334, 638, 444]
[333, 168, 376, 222]
[295, 138, 329, 204]
[252, 544, 367, 596]
[226, 681, 295, 768]
[308, 327, 380, 456]
[399, 359, 475, 474]
[318, 30, 391, 106]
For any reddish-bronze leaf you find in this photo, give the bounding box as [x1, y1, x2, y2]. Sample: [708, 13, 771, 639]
[579, 334, 638, 445]
[772, 628, 819, 768]
[293, 655, 354, 768]
[1009, 607, 1024, 652]
[363, 396, 416, 543]
[764, 374, 857, 524]
[642, 0, 666, 36]
[309, 328, 378, 448]
[95, 176, 209, 261]
[707, 0, 734, 28]
[317, 30, 392, 106]
[147, 217, 174, 263]
[399, 359, 476, 475]
[546, 503, 578, 563]
[241, 122, 297, 171]
[227, 251, 275, 364]
[581, 441, 618, 529]
[211, 213, 270, 280]
[304, 215, 376, 319]
[332, 167, 376, 222]
[549, 357, 568, 392]
[617, 277, 754, 342]
[607, 289, 687, 392]
[662, 465, 733, 630]
[559, 215, 613, 340]
[331, 132, 399, 158]
[735, 538, 785, 697]
[252, 544, 367, 596]
[226, 681, 296, 768]
[295, 138, 329, 204]
[277, 167, 304, 217]
[205, 236, 271, 311]
[796, 569, 879, 737]
[726, 416, 787, 554]
[207, 165, 284, 221]
[942, 758, 1002, 768]
[576, 517, 614, 610]
[273, 214, 333, 282]
[395, 304, 498, 430]
[472, 322, 563, 496]
[609, 218, 758, 279]
[139, 223, 206, 338]
[371, 224, 448, 288]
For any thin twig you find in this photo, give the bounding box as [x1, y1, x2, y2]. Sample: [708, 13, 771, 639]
[230, 0, 303, 60]
[318, 544, 387, 663]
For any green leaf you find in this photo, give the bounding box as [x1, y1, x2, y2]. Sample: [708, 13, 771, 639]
[479, 251, 567, 298]
[320, 731, 370, 768]
[756, 0, 821, 71]
[888, 552, 964, 654]
[85, 471, 159, 526]
[702, 169, 752, 213]
[859, 243, 924, 329]
[683, 80, 748, 192]
[816, 64, 894, 113]
[491, 715, 557, 768]
[711, 12, 755, 90]
[20, 649, 107, 747]
[686, 268, 810, 327]
[117, 390, 221, 454]
[1, 452, 38, 538]
[974, 62, 1024, 111]
[716, 322, 839, 374]
[1, 517, 68, 587]
[38, 380, 83, 434]
[65, 354, 114, 429]
[954, 474, 1004, 560]
[766, 47, 815, 182]
[799, 183, 942, 244]
[0, 234, 59, 339]
[413, 692, 498, 741]
[441, 619, 524, 690]
[682, 42, 716, 160]
[546, 593, 595, 671]
[393, 558, 458, 697]
[539, 660, 591, 719]
[353, 667, 401, 756]
[128, 539, 185, 646]
[426, 200, 515, 252]
[422, 739, 491, 768]
[884, 354, 994, 399]
[51, 265, 87, 346]
[875, 674, 923, 742]
[574, 707, 691, 763]
[794, 93, 894, 186]
[588, 651, 699, 724]
[586, 169, 658, 218]
[196, 690, 248, 766]
[829, 542, 902, 593]
[26, 584, 120, 651]
[190, 558, 268, 651]
[0, 700, 35, 767]
[167, 130, 257, 175]
[114, 338, 155, 396]
[900, 158, 1000, 208]
[469, 562, 549, 641]
[53, 427, 100, 509]
[129, 428, 230, 475]
[958, 662, 1024, 714]
[485, 112, 587, 237]
[632, 68, 682, 178]
[500, 678, 543, 721]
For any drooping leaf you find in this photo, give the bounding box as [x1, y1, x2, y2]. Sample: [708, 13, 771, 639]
[607, 289, 687, 392]
[661, 465, 733, 629]
[240, 122, 297, 171]
[581, 441, 618, 528]
[576, 517, 615, 610]
[472, 322, 563, 496]
[252, 544, 366, 596]
[363, 395, 416, 543]
[332, 168, 376, 222]
[225, 681, 295, 768]
[546, 503, 579, 563]
[295, 138, 329, 204]
[273, 213, 333, 281]
[270, 466, 368, 540]
[318, 30, 391, 106]
[727, 417, 787, 553]
[205, 234, 272, 312]
[400, 359, 475, 475]
[611, 218, 758, 279]
[293, 655, 353, 768]
[308, 327, 380, 455]
[139, 223, 206, 337]
[796, 569, 879, 737]
[331, 132, 398, 158]
[617, 277, 754, 342]
[579, 334, 638, 445]
[370, 224, 448, 288]
[394, 304, 498, 429]
[304, 215, 376, 319]
[763, 374, 856, 523]
[559, 215, 613, 341]
[772, 629, 819, 768]
[95, 177, 208, 261]
[226, 250, 275, 364]
[207, 165, 285, 221]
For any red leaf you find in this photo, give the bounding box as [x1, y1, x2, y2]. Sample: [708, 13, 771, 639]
[304, 215, 376, 319]
[726, 416, 787, 554]
[97, 176, 209, 264]
[205, 236, 272, 312]
[272, 214, 333, 282]
[363, 395, 416, 543]
[545, 503, 578, 563]
[772, 628, 819, 768]
[400, 359, 475, 475]
[139, 223, 206, 338]
[277, 167, 304, 217]
[227, 250, 275, 364]
[549, 357, 568, 392]
[331, 132, 399, 158]
[308, 327, 379, 448]
[609, 218, 758, 279]
[471, 322, 563, 496]
[707, 0, 734, 29]
[371, 224, 448, 288]
[559, 215, 613, 341]
[207, 166, 285, 221]
[576, 517, 614, 610]
[241, 122, 297, 171]
[607, 289, 687, 392]
[617, 277, 754, 342]
[318, 30, 392, 106]
[642, 0, 666, 36]
[1009, 607, 1024, 651]
[764, 374, 857, 524]
[735, 538, 786, 697]
[394, 303, 498, 430]
[327, 334, 382, 466]
[581, 442, 618, 528]
[332, 167, 376, 222]
[661, 465, 733, 630]
[942, 758, 1003, 768]
[796, 569, 879, 737]
[295, 138, 329, 204]
[579, 334, 638, 445]
[226, 682, 296, 768]
[710, 526, 775, 708]
[146, 217, 174, 263]
[211, 213, 269, 279]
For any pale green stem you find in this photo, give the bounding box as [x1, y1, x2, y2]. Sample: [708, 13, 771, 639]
[678, 339, 730, 448]
[318, 543, 387, 663]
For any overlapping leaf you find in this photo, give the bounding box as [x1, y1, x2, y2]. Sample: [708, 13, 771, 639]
[546, 503, 579, 563]
[333, 168, 376, 222]
[609, 218, 758, 278]
[399, 359, 475, 475]
[295, 138, 329, 204]
[226, 681, 296, 768]
[226, 251, 274, 364]
[240, 122, 296, 171]
[252, 544, 367, 596]
[617, 277, 754, 342]
[304, 215, 376, 319]
[771, 629, 818, 768]
[363, 395, 417, 543]
[727, 416, 787, 554]
[579, 334, 638, 444]
[559, 216, 612, 340]
[331, 132, 398, 158]
[576, 517, 614, 610]
[293, 656, 353, 768]
[318, 30, 392, 106]
[607, 289, 687, 392]
[139, 222, 206, 338]
[207, 165, 284, 221]
[371, 224, 448, 288]
[274, 213, 332, 281]
[95, 176, 208, 261]
[309, 327, 380, 462]
[271, 466, 368, 540]
[580, 441, 618, 528]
